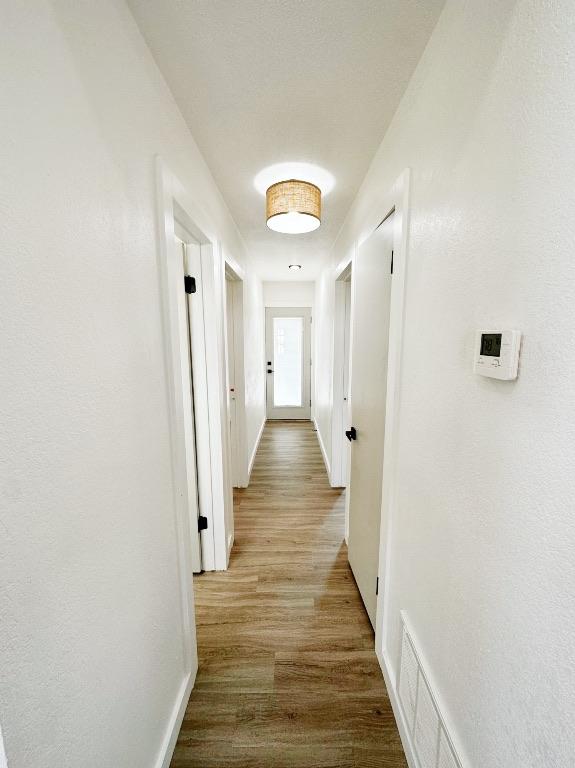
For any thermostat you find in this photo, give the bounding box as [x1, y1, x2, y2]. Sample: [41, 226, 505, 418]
[474, 329, 521, 380]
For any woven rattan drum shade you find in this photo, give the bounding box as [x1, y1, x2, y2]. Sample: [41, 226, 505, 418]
[266, 179, 321, 234]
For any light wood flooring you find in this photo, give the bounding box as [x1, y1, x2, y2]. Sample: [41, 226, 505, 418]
[170, 420, 407, 768]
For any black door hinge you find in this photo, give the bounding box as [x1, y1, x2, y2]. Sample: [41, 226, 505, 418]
[198, 515, 208, 531]
[345, 426, 357, 442]
[185, 275, 196, 294]
[390, 250, 394, 275]
[376, 577, 379, 595]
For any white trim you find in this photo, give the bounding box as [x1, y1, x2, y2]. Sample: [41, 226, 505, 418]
[154, 669, 196, 768]
[377, 648, 419, 768]
[313, 416, 331, 477]
[224, 251, 245, 282]
[373, 168, 412, 660]
[397, 612, 466, 768]
[248, 417, 266, 479]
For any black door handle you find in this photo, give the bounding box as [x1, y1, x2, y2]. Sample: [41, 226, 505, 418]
[345, 427, 357, 442]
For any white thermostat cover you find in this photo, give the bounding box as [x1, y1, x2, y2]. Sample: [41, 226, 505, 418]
[474, 329, 521, 380]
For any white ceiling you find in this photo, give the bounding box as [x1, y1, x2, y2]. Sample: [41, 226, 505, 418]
[128, 0, 445, 280]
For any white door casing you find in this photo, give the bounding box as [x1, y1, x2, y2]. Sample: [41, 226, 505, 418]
[347, 213, 394, 627]
[265, 307, 311, 420]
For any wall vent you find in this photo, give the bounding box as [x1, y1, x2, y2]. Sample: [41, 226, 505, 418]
[398, 615, 463, 768]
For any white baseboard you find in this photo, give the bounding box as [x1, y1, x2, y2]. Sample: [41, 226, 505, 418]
[155, 668, 196, 768]
[248, 418, 266, 480]
[313, 417, 331, 480]
[377, 648, 419, 768]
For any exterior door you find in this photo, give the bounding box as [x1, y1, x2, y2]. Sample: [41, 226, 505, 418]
[265, 307, 311, 420]
[347, 213, 394, 627]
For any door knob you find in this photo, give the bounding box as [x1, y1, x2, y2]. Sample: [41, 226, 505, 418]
[345, 427, 357, 442]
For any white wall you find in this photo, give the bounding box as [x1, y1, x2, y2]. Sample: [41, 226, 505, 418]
[313, 271, 336, 463]
[315, 1, 575, 766]
[243, 272, 266, 472]
[263, 280, 315, 307]
[0, 1, 264, 767]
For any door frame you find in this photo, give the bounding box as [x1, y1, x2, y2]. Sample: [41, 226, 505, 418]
[265, 306, 312, 420]
[224, 258, 249, 491]
[331, 258, 353, 496]
[156, 156, 231, 576]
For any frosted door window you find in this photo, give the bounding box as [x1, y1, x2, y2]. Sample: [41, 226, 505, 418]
[273, 317, 303, 407]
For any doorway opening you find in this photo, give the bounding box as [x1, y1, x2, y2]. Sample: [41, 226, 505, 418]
[265, 306, 312, 420]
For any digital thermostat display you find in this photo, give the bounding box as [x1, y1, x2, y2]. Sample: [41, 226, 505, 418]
[474, 329, 521, 380]
[480, 333, 502, 357]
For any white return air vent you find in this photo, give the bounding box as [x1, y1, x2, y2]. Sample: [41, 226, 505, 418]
[398, 615, 463, 768]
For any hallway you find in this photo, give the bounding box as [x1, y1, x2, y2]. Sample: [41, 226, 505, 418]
[170, 421, 407, 767]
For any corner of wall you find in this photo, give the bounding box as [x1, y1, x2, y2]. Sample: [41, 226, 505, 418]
[313, 415, 332, 482]
[248, 417, 266, 480]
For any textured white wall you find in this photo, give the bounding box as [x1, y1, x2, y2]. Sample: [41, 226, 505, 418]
[243, 273, 266, 464]
[263, 281, 315, 307]
[0, 1, 264, 766]
[313, 272, 335, 457]
[315, 1, 575, 766]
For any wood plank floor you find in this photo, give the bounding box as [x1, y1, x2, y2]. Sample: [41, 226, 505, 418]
[170, 420, 407, 768]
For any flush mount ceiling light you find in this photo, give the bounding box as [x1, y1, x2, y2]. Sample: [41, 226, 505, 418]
[288, 264, 302, 270]
[266, 180, 321, 234]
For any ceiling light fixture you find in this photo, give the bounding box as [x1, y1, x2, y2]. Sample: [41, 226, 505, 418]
[254, 163, 335, 197]
[266, 180, 321, 234]
[288, 264, 302, 271]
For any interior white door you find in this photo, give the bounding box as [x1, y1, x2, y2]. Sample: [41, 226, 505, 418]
[265, 307, 311, 420]
[342, 278, 352, 490]
[347, 213, 394, 627]
[225, 277, 239, 486]
[181, 239, 203, 573]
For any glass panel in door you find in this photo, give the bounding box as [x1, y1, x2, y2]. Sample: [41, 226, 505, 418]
[273, 317, 303, 407]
